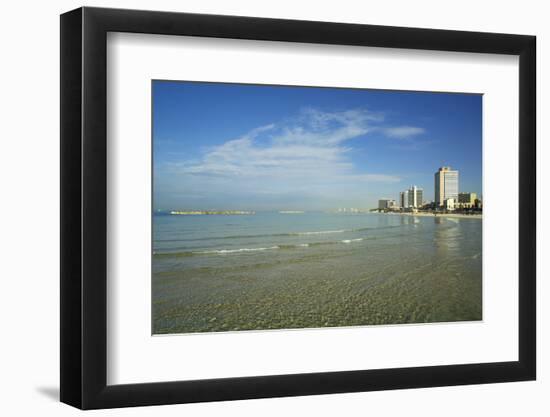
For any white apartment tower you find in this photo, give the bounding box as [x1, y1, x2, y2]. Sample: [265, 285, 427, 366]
[408, 185, 423, 208]
[400, 190, 409, 208]
[400, 186, 423, 209]
[435, 166, 459, 207]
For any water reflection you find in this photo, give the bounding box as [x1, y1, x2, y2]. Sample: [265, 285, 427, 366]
[433, 217, 461, 256]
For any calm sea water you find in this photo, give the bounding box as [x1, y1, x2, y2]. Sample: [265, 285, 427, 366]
[152, 212, 482, 334]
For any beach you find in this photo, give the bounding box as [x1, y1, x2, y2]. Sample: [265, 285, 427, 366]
[152, 212, 482, 334]
[386, 212, 482, 220]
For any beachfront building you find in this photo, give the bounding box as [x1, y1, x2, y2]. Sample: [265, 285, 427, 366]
[408, 185, 423, 208]
[400, 186, 423, 209]
[458, 192, 477, 209]
[444, 198, 456, 211]
[435, 166, 459, 207]
[400, 190, 409, 208]
[378, 199, 397, 210]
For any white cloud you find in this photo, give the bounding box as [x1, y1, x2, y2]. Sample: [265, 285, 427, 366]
[163, 109, 393, 179]
[381, 126, 426, 139]
[156, 108, 419, 209]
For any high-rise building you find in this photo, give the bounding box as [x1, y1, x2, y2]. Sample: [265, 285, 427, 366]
[408, 185, 423, 208]
[400, 190, 409, 208]
[435, 166, 459, 206]
[378, 199, 396, 210]
[417, 188, 424, 207]
[400, 186, 423, 209]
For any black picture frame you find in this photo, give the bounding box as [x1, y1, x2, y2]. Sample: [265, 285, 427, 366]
[60, 6, 536, 410]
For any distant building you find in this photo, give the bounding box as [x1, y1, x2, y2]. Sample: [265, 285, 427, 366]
[337, 208, 362, 213]
[400, 185, 423, 209]
[409, 185, 423, 208]
[400, 190, 409, 208]
[458, 192, 477, 209]
[444, 198, 456, 211]
[378, 199, 397, 210]
[435, 166, 459, 206]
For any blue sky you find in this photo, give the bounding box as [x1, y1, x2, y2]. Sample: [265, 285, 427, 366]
[153, 81, 482, 211]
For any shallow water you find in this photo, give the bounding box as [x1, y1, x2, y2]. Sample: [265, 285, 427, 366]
[152, 212, 482, 334]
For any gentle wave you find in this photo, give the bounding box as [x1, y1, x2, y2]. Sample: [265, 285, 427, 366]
[154, 226, 377, 243]
[197, 246, 279, 255]
[293, 229, 347, 235]
[341, 238, 364, 244]
[154, 238, 365, 257]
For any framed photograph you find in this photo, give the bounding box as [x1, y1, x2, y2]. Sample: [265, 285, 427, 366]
[60, 7, 536, 409]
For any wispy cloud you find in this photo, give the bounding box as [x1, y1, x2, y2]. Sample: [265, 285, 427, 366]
[391, 139, 438, 152]
[156, 108, 419, 209]
[381, 126, 426, 139]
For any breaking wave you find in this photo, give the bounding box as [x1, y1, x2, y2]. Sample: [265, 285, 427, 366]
[154, 238, 366, 257]
[341, 238, 364, 244]
[197, 246, 279, 255]
[152, 226, 397, 244]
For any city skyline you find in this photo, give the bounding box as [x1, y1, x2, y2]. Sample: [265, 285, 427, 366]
[380, 166, 482, 212]
[153, 81, 482, 211]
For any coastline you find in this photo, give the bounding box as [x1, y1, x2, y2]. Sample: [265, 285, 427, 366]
[384, 211, 482, 220]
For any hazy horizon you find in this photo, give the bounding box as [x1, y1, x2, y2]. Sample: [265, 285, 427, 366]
[153, 81, 482, 211]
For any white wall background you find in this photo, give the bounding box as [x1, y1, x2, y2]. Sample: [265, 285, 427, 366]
[0, 0, 546, 415]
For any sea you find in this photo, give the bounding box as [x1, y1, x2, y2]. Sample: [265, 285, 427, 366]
[152, 212, 482, 334]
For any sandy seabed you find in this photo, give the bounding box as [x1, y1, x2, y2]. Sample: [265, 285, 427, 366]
[152, 215, 482, 334]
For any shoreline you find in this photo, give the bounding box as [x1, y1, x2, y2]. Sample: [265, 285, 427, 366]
[384, 211, 482, 220]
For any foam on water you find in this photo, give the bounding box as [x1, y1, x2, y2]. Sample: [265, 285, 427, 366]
[198, 246, 279, 254]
